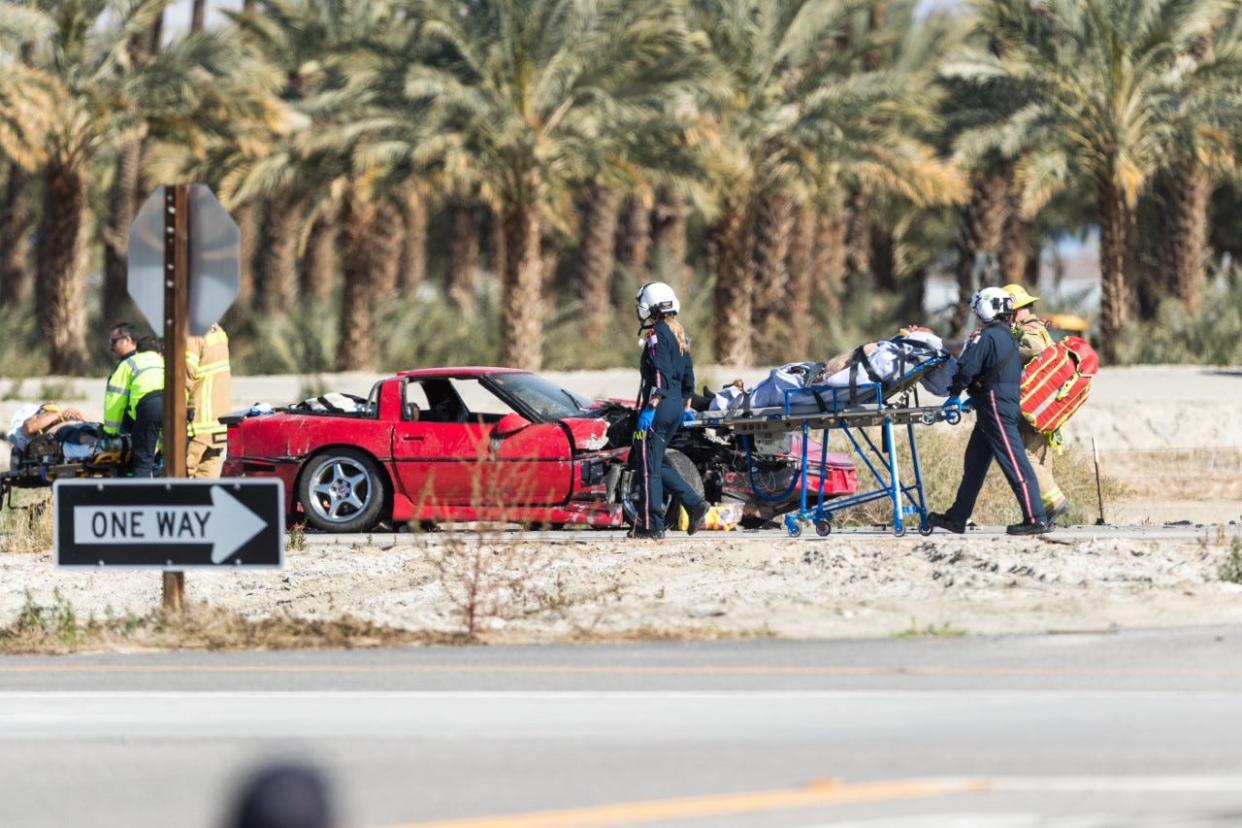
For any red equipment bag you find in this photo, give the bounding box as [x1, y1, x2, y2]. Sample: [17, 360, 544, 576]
[1019, 336, 1099, 434]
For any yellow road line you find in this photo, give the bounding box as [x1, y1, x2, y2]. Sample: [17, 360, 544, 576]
[375, 778, 989, 828]
[2, 663, 1241, 678]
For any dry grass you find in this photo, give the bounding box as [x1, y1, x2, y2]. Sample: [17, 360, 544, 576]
[0, 591, 457, 655]
[825, 424, 1129, 527]
[0, 489, 54, 554]
[431, 531, 622, 640]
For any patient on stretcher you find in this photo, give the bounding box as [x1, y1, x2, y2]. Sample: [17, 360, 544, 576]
[701, 326, 955, 415]
[5, 402, 105, 469]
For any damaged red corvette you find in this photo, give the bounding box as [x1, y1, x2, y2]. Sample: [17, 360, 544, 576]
[222, 368, 858, 532]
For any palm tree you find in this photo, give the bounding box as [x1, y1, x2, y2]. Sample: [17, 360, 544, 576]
[381, 0, 714, 369]
[1161, 6, 1242, 311]
[0, 0, 226, 372]
[954, 0, 1229, 361]
[690, 0, 963, 365]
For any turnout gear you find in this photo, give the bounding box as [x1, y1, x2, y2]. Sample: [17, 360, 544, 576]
[631, 318, 705, 535]
[635, 281, 679, 322]
[938, 320, 1049, 531]
[185, 323, 231, 478]
[970, 287, 1014, 323]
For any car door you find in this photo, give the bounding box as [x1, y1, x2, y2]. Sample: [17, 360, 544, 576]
[389, 379, 488, 507]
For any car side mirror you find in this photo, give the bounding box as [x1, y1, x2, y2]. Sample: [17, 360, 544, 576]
[493, 412, 531, 437]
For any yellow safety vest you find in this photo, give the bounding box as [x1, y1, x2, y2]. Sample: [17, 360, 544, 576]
[103, 350, 165, 435]
[185, 324, 232, 439]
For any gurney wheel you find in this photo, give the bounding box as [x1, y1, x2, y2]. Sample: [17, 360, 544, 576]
[918, 519, 933, 536]
[893, 524, 907, 538]
[784, 516, 802, 538]
[814, 521, 831, 537]
[945, 410, 961, 426]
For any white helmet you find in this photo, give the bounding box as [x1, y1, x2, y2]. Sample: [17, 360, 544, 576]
[635, 281, 679, 321]
[971, 286, 1014, 323]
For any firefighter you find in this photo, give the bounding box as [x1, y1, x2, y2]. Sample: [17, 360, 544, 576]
[929, 287, 1052, 536]
[185, 323, 232, 478]
[1004, 283, 1071, 522]
[630, 281, 709, 539]
[103, 322, 164, 478]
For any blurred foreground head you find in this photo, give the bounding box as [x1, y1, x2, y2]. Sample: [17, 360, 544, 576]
[228, 762, 335, 828]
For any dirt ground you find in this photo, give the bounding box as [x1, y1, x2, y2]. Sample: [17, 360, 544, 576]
[1, 529, 1239, 644]
[1, 365, 1240, 646]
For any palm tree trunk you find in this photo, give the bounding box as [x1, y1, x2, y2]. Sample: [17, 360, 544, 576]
[500, 201, 544, 370]
[812, 208, 848, 315]
[869, 226, 897, 293]
[190, 0, 207, 32]
[37, 161, 91, 374]
[709, 198, 753, 367]
[1000, 203, 1037, 286]
[844, 199, 872, 296]
[786, 203, 816, 358]
[1170, 160, 1211, 313]
[397, 188, 427, 295]
[102, 139, 143, 325]
[954, 172, 1009, 329]
[448, 199, 480, 314]
[373, 199, 404, 299]
[234, 202, 258, 311]
[578, 184, 623, 341]
[336, 195, 381, 371]
[0, 163, 31, 303]
[752, 190, 796, 362]
[651, 187, 690, 288]
[256, 197, 302, 313]
[616, 189, 653, 282]
[486, 203, 506, 289]
[1097, 184, 1133, 363]
[300, 208, 337, 302]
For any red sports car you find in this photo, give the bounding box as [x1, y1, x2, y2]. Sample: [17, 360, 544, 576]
[222, 367, 857, 532]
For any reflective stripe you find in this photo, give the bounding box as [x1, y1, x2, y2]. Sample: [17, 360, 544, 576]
[106, 384, 127, 395]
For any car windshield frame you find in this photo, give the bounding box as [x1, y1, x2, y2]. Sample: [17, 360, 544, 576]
[483, 372, 594, 422]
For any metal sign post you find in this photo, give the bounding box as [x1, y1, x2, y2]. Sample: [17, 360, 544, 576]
[163, 184, 190, 610]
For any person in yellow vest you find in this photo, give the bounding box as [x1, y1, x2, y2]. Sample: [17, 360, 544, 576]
[185, 323, 232, 478]
[103, 322, 164, 478]
[1003, 284, 1070, 522]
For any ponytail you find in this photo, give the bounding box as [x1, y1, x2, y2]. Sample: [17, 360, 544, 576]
[662, 314, 689, 355]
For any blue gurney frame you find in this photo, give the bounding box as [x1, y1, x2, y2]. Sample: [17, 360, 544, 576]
[691, 356, 962, 537]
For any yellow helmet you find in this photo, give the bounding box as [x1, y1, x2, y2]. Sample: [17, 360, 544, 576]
[1003, 283, 1039, 309]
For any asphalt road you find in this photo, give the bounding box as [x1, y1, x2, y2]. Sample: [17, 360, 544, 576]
[3, 627, 1242, 828]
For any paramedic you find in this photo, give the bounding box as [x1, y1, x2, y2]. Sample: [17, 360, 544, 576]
[1004, 283, 1070, 522]
[103, 322, 164, 478]
[185, 322, 231, 478]
[929, 287, 1052, 536]
[630, 281, 710, 539]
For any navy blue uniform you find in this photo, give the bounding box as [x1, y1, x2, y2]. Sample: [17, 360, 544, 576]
[633, 320, 705, 532]
[944, 321, 1046, 525]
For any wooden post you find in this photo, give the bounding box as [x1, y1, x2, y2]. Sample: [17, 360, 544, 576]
[162, 184, 190, 612]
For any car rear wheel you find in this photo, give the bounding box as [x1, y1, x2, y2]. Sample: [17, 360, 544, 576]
[299, 448, 388, 533]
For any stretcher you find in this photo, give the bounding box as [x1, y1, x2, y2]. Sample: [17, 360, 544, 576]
[1, 432, 133, 508]
[689, 355, 963, 537]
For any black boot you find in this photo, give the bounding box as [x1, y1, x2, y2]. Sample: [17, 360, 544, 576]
[1006, 519, 1053, 536]
[927, 512, 965, 534]
[686, 502, 710, 536]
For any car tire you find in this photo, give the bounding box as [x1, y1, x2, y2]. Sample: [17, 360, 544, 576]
[623, 449, 706, 530]
[298, 448, 388, 533]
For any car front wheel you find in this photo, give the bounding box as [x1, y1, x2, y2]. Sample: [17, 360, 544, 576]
[298, 448, 388, 533]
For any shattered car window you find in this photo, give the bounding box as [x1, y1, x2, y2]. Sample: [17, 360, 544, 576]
[489, 373, 593, 421]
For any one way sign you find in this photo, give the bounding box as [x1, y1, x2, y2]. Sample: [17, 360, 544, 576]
[54, 479, 283, 569]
